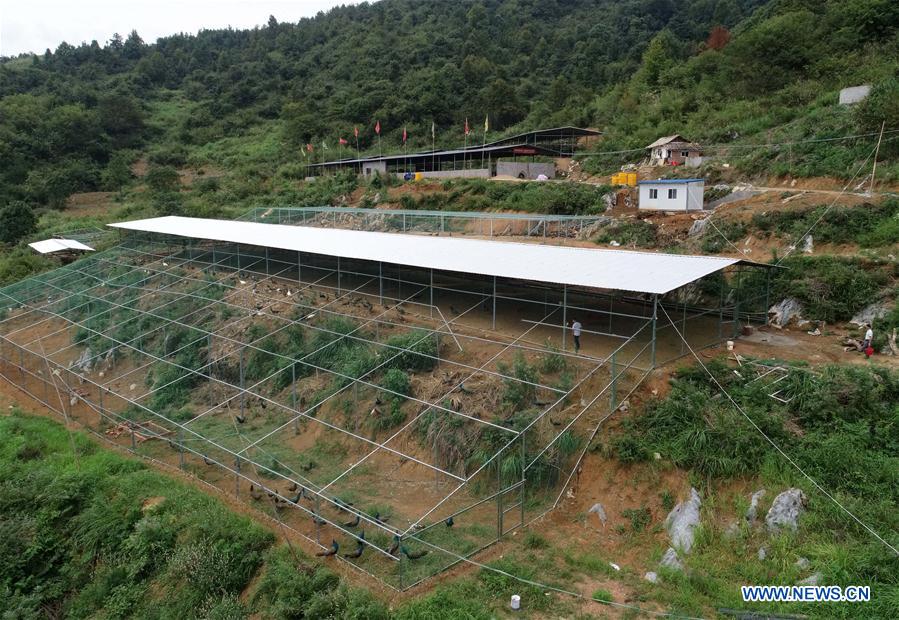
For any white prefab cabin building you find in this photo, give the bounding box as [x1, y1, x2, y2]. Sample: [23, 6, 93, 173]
[637, 179, 705, 212]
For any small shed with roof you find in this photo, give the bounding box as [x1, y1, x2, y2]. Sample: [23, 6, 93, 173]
[646, 135, 703, 166]
[638, 178, 705, 211]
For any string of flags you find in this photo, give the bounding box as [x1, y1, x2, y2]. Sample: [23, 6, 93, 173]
[303, 116, 489, 157]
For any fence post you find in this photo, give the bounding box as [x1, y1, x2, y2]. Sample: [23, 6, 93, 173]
[650, 294, 659, 368]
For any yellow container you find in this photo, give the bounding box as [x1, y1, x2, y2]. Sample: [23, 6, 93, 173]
[611, 173, 622, 185]
[414, 172, 424, 181]
[626, 173, 637, 186]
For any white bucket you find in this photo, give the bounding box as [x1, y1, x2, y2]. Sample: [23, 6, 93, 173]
[510, 594, 521, 610]
[726, 340, 734, 351]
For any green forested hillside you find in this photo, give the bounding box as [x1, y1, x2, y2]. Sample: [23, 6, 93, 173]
[0, 0, 897, 224]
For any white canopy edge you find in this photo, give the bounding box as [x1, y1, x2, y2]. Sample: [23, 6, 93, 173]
[28, 238, 95, 254]
[109, 216, 742, 295]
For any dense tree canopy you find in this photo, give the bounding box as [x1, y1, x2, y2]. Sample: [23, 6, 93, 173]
[0, 0, 896, 215]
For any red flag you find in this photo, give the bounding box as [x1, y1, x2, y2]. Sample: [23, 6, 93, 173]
[306, 143, 314, 152]
[375, 120, 381, 135]
[402, 126, 407, 144]
[354, 126, 359, 138]
[464, 117, 470, 136]
[339, 137, 348, 146]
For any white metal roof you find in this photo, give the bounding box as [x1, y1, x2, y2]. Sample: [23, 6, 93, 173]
[28, 238, 95, 254]
[109, 216, 743, 295]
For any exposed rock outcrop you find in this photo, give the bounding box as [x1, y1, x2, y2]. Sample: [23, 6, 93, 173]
[665, 488, 702, 553]
[765, 488, 807, 533]
[768, 298, 804, 328]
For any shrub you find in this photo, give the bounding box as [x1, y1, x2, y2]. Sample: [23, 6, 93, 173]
[622, 506, 652, 532]
[772, 256, 888, 322]
[592, 588, 614, 604]
[0, 201, 37, 244]
[381, 368, 411, 399]
[385, 330, 438, 372]
[701, 220, 746, 253]
[539, 344, 567, 374]
[498, 353, 538, 410]
[595, 220, 657, 248]
[145, 165, 181, 193]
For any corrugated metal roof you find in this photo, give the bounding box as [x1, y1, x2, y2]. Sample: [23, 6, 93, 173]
[28, 238, 95, 254]
[109, 216, 744, 295]
[637, 178, 705, 185]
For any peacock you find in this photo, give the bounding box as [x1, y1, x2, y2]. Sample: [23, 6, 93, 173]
[445, 516, 454, 528]
[312, 512, 326, 526]
[249, 484, 263, 500]
[344, 514, 360, 528]
[287, 481, 298, 492]
[235, 414, 246, 424]
[316, 540, 339, 557]
[401, 545, 428, 560]
[387, 534, 400, 556]
[374, 511, 389, 524]
[343, 531, 365, 559]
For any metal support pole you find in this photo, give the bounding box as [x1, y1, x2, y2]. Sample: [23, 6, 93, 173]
[239, 347, 246, 419]
[492, 276, 497, 330]
[178, 427, 184, 469]
[610, 350, 617, 411]
[733, 269, 742, 338]
[237, 244, 241, 272]
[520, 433, 526, 528]
[235, 456, 241, 496]
[429, 269, 434, 318]
[496, 449, 503, 539]
[681, 298, 687, 355]
[337, 257, 341, 294]
[562, 285, 568, 351]
[298, 251, 302, 286]
[315, 495, 322, 544]
[650, 294, 659, 368]
[718, 274, 725, 341]
[265, 246, 270, 276]
[379, 262, 383, 305]
[764, 268, 771, 326]
[292, 364, 299, 435]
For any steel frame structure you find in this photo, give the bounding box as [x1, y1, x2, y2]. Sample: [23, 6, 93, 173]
[240, 206, 609, 242]
[0, 230, 767, 589]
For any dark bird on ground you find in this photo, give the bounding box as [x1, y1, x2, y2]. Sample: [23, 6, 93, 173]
[235, 414, 246, 424]
[332, 497, 354, 512]
[343, 531, 365, 559]
[374, 511, 389, 524]
[312, 512, 326, 526]
[445, 516, 454, 528]
[450, 304, 459, 315]
[249, 484, 263, 500]
[260, 399, 266, 409]
[290, 491, 302, 504]
[344, 514, 360, 528]
[316, 540, 338, 557]
[202, 455, 214, 466]
[387, 535, 400, 556]
[287, 481, 298, 492]
[401, 545, 428, 560]
[375, 395, 383, 406]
